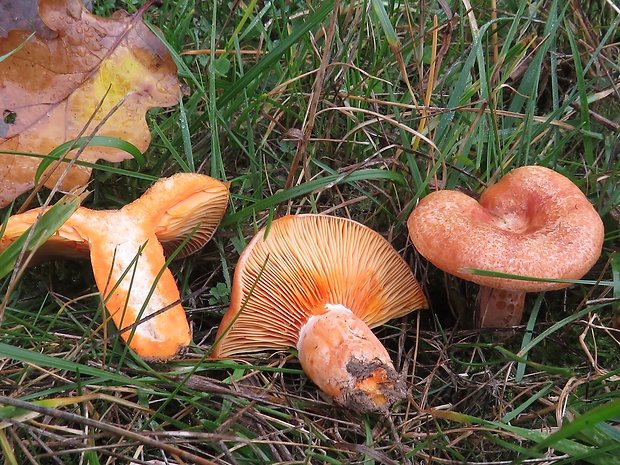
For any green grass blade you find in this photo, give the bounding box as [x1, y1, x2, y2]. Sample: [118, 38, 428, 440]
[33, 135, 144, 185]
[221, 168, 404, 226]
[0, 342, 147, 387]
[217, 0, 335, 111]
[523, 399, 620, 463]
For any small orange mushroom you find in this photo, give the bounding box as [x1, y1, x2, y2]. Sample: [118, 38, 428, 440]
[407, 165, 605, 328]
[210, 214, 428, 413]
[0, 173, 229, 359]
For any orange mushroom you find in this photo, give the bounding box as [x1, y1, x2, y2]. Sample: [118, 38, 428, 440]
[407, 165, 604, 328]
[0, 173, 229, 359]
[211, 214, 428, 413]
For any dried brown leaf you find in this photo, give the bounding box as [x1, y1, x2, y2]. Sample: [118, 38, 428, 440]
[0, 0, 180, 207]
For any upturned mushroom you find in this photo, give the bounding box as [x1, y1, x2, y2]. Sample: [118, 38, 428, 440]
[210, 214, 428, 413]
[0, 173, 229, 359]
[407, 165, 605, 328]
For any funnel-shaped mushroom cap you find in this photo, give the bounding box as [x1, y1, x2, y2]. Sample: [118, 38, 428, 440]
[127, 173, 231, 258]
[407, 165, 604, 291]
[0, 173, 229, 359]
[212, 214, 427, 358]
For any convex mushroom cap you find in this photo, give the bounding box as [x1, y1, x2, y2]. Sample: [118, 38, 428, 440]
[0, 173, 229, 359]
[407, 165, 604, 328]
[211, 214, 428, 413]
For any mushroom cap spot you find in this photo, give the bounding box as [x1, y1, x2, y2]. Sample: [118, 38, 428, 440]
[211, 214, 428, 358]
[407, 166, 605, 291]
[125, 173, 229, 258]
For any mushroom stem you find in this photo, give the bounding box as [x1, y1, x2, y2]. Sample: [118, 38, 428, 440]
[87, 219, 191, 358]
[297, 304, 405, 413]
[476, 286, 526, 328]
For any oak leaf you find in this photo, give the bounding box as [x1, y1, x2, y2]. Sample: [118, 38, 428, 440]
[0, 0, 54, 39]
[0, 0, 180, 207]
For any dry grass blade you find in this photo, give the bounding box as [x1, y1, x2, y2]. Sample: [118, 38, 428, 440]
[283, 0, 340, 195]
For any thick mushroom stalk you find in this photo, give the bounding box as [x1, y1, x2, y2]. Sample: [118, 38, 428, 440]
[0, 173, 229, 359]
[298, 304, 406, 411]
[211, 214, 427, 413]
[407, 165, 605, 328]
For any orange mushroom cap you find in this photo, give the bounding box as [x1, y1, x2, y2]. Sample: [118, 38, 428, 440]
[407, 165, 605, 327]
[1, 173, 229, 359]
[211, 214, 427, 412]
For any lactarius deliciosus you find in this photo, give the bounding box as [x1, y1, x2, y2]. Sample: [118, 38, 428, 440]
[0, 173, 229, 359]
[407, 165, 604, 328]
[211, 214, 427, 413]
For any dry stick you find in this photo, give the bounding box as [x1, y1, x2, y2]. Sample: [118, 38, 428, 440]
[414, 15, 444, 185]
[461, 0, 479, 35]
[606, 0, 620, 14]
[333, 94, 577, 130]
[282, 0, 340, 196]
[569, 100, 620, 131]
[6, 426, 39, 465]
[411, 15, 438, 155]
[0, 396, 218, 465]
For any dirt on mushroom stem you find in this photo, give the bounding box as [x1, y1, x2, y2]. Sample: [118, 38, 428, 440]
[297, 304, 406, 413]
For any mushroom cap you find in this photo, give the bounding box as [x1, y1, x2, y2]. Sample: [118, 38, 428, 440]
[1, 173, 230, 263]
[211, 214, 428, 358]
[407, 165, 605, 292]
[0, 208, 92, 264]
[126, 173, 230, 258]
